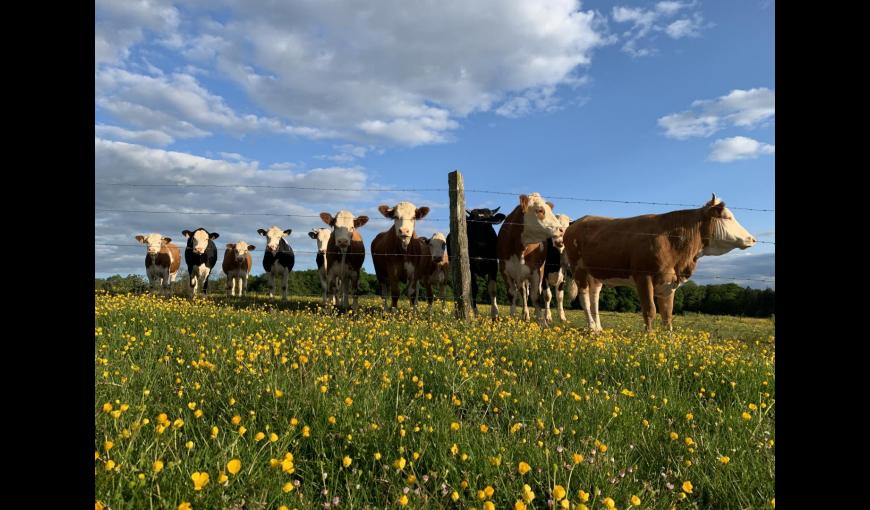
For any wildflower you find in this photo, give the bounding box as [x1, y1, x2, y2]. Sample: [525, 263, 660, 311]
[191, 472, 209, 491]
[343, 456, 352, 468]
[484, 485, 494, 498]
[522, 484, 535, 503]
[451, 491, 460, 502]
[238, 426, 248, 436]
[572, 453, 584, 464]
[742, 412, 752, 421]
[398, 494, 409, 506]
[553, 485, 566, 501]
[393, 457, 407, 470]
[270, 432, 279, 442]
[480, 424, 489, 433]
[227, 459, 241, 475]
[602, 497, 616, 509]
[374, 452, 382, 461]
[345, 397, 353, 406]
[302, 426, 311, 437]
[631, 495, 641, 506]
[515, 501, 527, 510]
[153, 460, 164, 473]
[719, 456, 730, 465]
[518, 462, 531, 475]
[578, 490, 590, 502]
[211, 426, 219, 439]
[173, 418, 184, 429]
[483, 502, 495, 510]
[217, 472, 228, 484]
[451, 422, 460, 431]
[177, 503, 191, 510]
[231, 415, 241, 425]
[682, 481, 693, 494]
[105, 460, 116, 471]
[185, 441, 194, 450]
[282, 481, 295, 493]
[670, 432, 678, 440]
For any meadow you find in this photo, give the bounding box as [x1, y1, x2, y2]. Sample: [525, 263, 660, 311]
[95, 292, 774, 510]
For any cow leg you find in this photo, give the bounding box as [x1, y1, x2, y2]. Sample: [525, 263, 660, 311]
[575, 274, 596, 331]
[556, 275, 567, 322]
[520, 279, 530, 321]
[203, 268, 210, 295]
[531, 270, 546, 326]
[425, 280, 434, 311]
[656, 292, 675, 331]
[342, 272, 351, 309]
[441, 282, 448, 311]
[320, 271, 328, 305]
[589, 279, 603, 332]
[268, 272, 275, 298]
[380, 280, 389, 312]
[282, 270, 289, 300]
[408, 279, 418, 312]
[226, 275, 233, 297]
[349, 271, 360, 313]
[390, 279, 400, 312]
[543, 282, 553, 324]
[634, 275, 656, 332]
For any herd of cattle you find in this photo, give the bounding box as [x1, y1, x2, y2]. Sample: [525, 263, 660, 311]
[133, 192, 756, 331]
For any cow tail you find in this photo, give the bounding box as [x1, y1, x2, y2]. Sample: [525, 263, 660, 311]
[568, 278, 578, 302]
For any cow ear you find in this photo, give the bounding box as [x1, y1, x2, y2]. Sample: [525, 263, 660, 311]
[320, 213, 334, 226]
[519, 194, 530, 212]
[135, 235, 145, 243]
[491, 206, 500, 214]
[707, 201, 726, 217]
[491, 213, 506, 224]
[354, 215, 369, 228]
[247, 245, 256, 251]
[257, 228, 267, 236]
[283, 229, 292, 236]
[378, 205, 393, 218]
[210, 232, 220, 240]
[226, 243, 234, 249]
[415, 206, 430, 219]
[182, 230, 191, 238]
[546, 201, 555, 211]
[162, 237, 172, 244]
[308, 230, 318, 239]
[418, 236, 428, 244]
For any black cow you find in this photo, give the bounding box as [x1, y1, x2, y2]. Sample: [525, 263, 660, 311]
[446, 207, 506, 318]
[182, 228, 220, 298]
[257, 226, 296, 299]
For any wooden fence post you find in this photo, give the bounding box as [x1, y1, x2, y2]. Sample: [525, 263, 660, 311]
[448, 170, 473, 320]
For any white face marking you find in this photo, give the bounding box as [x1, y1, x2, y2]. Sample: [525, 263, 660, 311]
[263, 226, 287, 252]
[427, 232, 447, 259]
[312, 228, 331, 253]
[231, 241, 251, 260]
[191, 230, 210, 254]
[522, 193, 562, 245]
[550, 214, 571, 250]
[333, 211, 357, 249]
[393, 202, 419, 248]
[705, 206, 757, 256]
[140, 233, 164, 255]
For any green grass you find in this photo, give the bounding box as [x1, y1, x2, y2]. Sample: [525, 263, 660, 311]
[95, 292, 774, 510]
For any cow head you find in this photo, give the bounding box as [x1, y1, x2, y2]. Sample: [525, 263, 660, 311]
[257, 226, 292, 253]
[226, 241, 255, 261]
[518, 193, 562, 244]
[550, 214, 571, 250]
[135, 234, 171, 255]
[321, 211, 369, 252]
[182, 228, 219, 255]
[466, 207, 506, 225]
[378, 202, 429, 249]
[308, 228, 332, 254]
[702, 194, 757, 256]
[423, 232, 448, 260]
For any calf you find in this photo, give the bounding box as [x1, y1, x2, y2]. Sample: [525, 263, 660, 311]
[564, 194, 757, 332]
[182, 228, 220, 298]
[308, 228, 334, 305]
[418, 232, 450, 310]
[495, 193, 564, 326]
[135, 233, 180, 295]
[446, 208, 506, 318]
[319, 211, 369, 312]
[371, 201, 431, 312]
[222, 241, 255, 297]
[257, 226, 295, 299]
[540, 214, 572, 323]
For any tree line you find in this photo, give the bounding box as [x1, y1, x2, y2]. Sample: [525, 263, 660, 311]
[95, 270, 774, 318]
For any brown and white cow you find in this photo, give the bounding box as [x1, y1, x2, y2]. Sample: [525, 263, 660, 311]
[222, 241, 256, 297]
[319, 211, 369, 312]
[135, 234, 181, 295]
[371, 201, 431, 312]
[495, 193, 565, 326]
[418, 232, 450, 310]
[564, 194, 757, 332]
[308, 227, 335, 305]
[541, 214, 572, 323]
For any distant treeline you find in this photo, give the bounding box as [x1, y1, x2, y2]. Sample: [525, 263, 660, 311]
[95, 270, 774, 318]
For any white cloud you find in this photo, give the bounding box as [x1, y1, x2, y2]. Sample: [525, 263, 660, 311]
[708, 136, 775, 162]
[94, 124, 175, 146]
[95, 0, 179, 67]
[692, 251, 775, 289]
[658, 88, 775, 139]
[611, 2, 708, 57]
[316, 144, 374, 163]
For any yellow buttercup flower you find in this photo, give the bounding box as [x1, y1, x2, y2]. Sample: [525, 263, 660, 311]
[153, 460, 164, 473]
[398, 495, 409, 506]
[515, 501, 527, 510]
[282, 481, 295, 493]
[177, 503, 191, 510]
[572, 453, 583, 464]
[719, 456, 730, 464]
[631, 495, 641, 506]
[191, 472, 209, 491]
[553, 485, 566, 501]
[450, 422, 460, 431]
[578, 490, 590, 502]
[343, 456, 352, 468]
[518, 461, 531, 475]
[227, 459, 241, 475]
[522, 484, 535, 503]
[682, 481, 693, 494]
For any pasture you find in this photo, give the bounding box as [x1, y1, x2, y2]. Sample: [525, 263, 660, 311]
[95, 292, 774, 510]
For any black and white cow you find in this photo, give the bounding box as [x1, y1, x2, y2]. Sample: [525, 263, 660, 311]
[257, 226, 295, 299]
[446, 207, 506, 318]
[308, 227, 334, 305]
[540, 214, 571, 323]
[182, 228, 220, 298]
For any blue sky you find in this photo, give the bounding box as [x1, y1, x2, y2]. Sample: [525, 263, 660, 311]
[95, 0, 774, 288]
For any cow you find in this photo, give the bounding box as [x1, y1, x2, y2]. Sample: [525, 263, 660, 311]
[135, 233, 180, 295]
[319, 211, 369, 312]
[182, 228, 220, 298]
[371, 201, 431, 312]
[564, 194, 757, 332]
[446, 207, 506, 318]
[495, 193, 565, 326]
[222, 241, 255, 297]
[256, 226, 295, 299]
[540, 214, 572, 323]
[308, 228, 335, 305]
[417, 232, 450, 310]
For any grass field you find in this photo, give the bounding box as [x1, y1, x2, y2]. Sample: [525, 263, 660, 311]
[95, 292, 775, 510]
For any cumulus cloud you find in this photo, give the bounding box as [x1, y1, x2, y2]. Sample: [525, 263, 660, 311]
[611, 1, 708, 57]
[708, 136, 775, 162]
[94, 138, 445, 275]
[94, 124, 175, 146]
[95, 0, 179, 67]
[658, 88, 775, 139]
